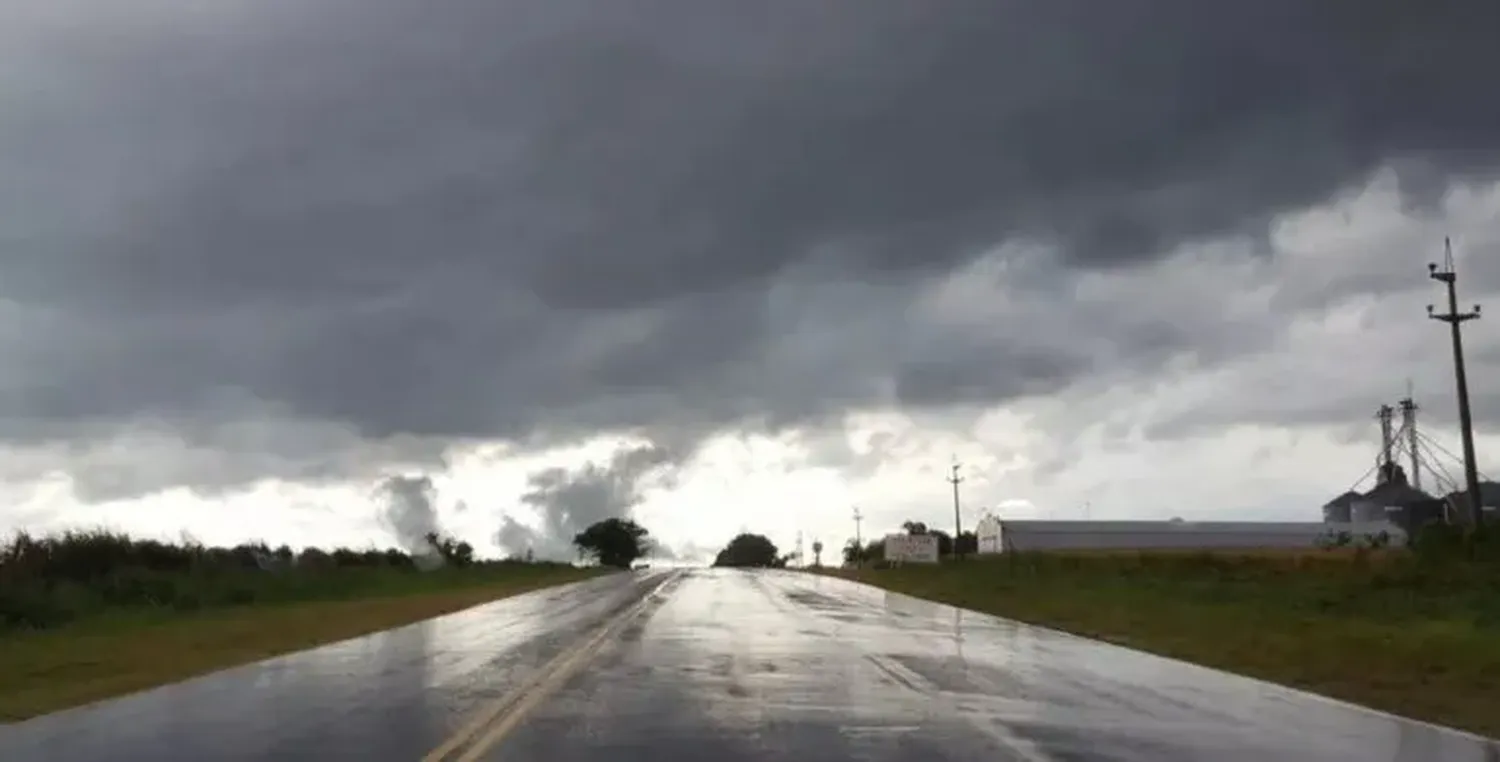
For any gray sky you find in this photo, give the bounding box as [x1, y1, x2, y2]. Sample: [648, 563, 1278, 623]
[3, 1, 1499, 558]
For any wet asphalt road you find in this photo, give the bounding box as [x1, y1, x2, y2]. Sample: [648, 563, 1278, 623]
[2, 568, 1497, 762]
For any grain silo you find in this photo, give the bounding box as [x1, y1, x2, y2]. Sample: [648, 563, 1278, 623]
[1351, 463, 1438, 527]
[1322, 491, 1359, 523]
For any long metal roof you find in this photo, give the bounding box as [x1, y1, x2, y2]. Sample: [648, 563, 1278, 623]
[995, 520, 1392, 535]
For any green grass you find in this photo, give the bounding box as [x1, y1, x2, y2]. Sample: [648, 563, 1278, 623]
[0, 529, 608, 721]
[823, 549, 1500, 738]
[0, 566, 604, 722]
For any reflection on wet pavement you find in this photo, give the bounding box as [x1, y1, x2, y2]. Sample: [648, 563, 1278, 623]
[2, 567, 1495, 761]
[0, 571, 670, 762]
[492, 569, 1500, 762]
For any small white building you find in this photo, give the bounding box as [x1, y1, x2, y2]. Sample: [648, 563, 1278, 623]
[974, 519, 1405, 553]
[975, 514, 1003, 554]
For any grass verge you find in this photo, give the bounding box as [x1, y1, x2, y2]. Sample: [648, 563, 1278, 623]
[0, 564, 605, 722]
[820, 550, 1500, 738]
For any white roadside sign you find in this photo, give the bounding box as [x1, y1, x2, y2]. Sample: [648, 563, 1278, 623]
[883, 533, 939, 564]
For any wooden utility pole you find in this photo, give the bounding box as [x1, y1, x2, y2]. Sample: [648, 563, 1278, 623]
[948, 462, 964, 560]
[852, 507, 864, 568]
[1428, 237, 1484, 526]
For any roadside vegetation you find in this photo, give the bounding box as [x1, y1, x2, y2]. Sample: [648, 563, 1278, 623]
[0, 528, 609, 721]
[713, 533, 791, 568]
[572, 517, 653, 569]
[825, 523, 1500, 738]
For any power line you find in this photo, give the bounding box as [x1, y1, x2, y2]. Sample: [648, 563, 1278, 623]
[1417, 429, 1491, 484]
[1341, 458, 1382, 496]
[1415, 435, 1461, 494]
[1394, 411, 1481, 491]
[1415, 434, 1467, 523]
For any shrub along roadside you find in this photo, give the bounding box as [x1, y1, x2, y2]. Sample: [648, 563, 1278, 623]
[0, 566, 604, 722]
[0, 529, 562, 633]
[0, 529, 608, 721]
[820, 543, 1500, 739]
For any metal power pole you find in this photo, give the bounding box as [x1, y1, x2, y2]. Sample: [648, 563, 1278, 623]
[1399, 392, 1421, 491]
[1377, 403, 1395, 475]
[948, 463, 964, 560]
[1428, 237, 1484, 527]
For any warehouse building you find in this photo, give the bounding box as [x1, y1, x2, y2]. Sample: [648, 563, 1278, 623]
[973, 515, 1403, 554]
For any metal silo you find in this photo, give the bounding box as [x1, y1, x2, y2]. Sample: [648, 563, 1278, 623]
[1350, 501, 1387, 523]
[1323, 491, 1359, 523]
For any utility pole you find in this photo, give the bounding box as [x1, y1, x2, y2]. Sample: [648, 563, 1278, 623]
[948, 462, 964, 561]
[1428, 236, 1484, 527]
[852, 507, 863, 568]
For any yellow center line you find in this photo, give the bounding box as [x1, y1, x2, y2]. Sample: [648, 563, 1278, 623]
[421, 572, 676, 762]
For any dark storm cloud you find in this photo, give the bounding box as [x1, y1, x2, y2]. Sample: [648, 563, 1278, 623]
[2, 0, 1499, 491]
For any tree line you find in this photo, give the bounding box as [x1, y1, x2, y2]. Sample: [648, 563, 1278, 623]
[0, 528, 568, 632]
[1, 514, 819, 633]
[572, 516, 993, 571]
[571, 518, 790, 569]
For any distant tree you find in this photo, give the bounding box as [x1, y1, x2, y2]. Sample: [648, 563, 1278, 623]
[811, 540, 824, 567]
[451, 540, 475, 566]
[573, 518, 651, 569]
[934, 530, 979, 557]
[842, 537, 887, 566]
[929, 529, 953, 556]
[713, 533, 780, 568]
[330, 548, 365, 568]
[842, 538, 862, 566]
[424, 531, 477, 568]
[955, 530, 977, 556]
[296, 547, 333, 570]
[902, 521, 929, 535]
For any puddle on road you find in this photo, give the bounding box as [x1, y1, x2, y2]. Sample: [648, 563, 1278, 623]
[780, 589, 854, 611]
